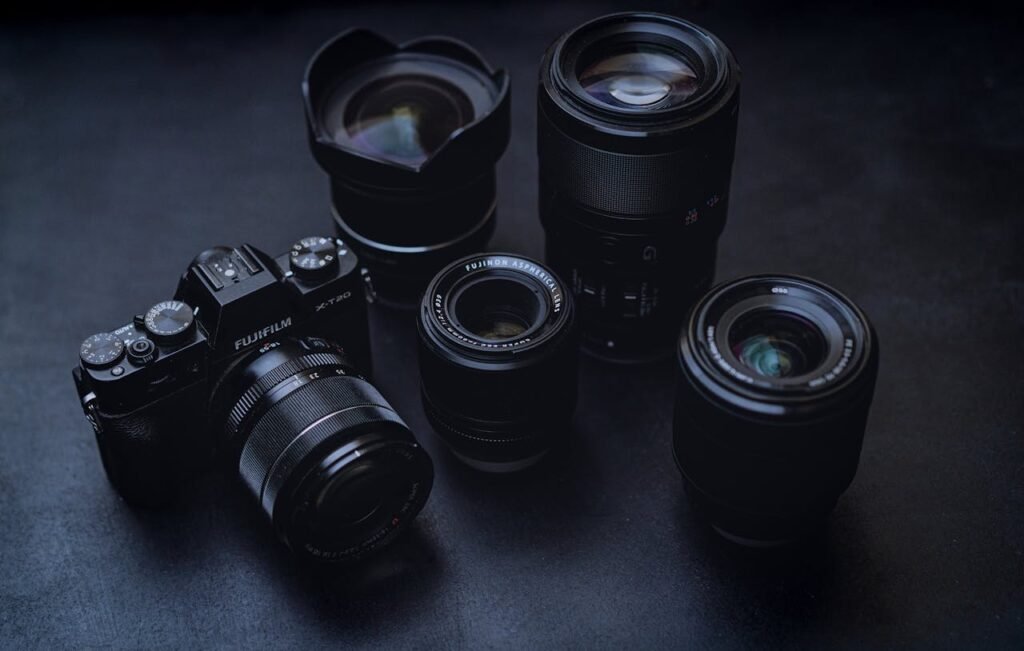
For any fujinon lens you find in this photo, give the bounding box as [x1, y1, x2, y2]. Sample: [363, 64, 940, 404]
[216, 337, 433, 562]
[417, 253, 579, 472]
[673, 275, 879, 546]
[303, 29, 511, 304]
[538, 12, 741, 362]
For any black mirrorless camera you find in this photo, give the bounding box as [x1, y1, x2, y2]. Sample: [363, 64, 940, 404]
[72, 236, 433, 562]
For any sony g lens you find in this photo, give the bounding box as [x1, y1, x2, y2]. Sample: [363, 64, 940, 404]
[538, 12, 741, 362]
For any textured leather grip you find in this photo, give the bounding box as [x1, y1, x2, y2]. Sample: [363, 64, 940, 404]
[91, 380, 208, 507]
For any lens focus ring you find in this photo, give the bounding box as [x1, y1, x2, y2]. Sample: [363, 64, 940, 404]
[238, 374, 403, 511]
[538, 117, 729, 217]
[225, 350, 350, 436]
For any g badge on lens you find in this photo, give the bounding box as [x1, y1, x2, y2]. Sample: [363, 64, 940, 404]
[538, 12, 741, 362]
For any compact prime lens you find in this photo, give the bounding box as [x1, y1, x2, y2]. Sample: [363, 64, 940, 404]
[538, 12, 740, 362]
[303, 29, 510, 305]
[216, 337, 433, 562]
[417, 253, 578, 472]
[674, 275, 879, 546]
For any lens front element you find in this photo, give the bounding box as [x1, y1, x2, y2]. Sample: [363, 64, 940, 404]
[340, 74, 475, 165]
[578, 45, 699, 108]
[453, 277, 545, 342]
[728, 311, 827, 379]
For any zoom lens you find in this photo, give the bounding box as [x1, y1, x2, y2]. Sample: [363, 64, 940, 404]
[215, 337, 433, 562]
[417, 253, 578, 472]
[538, 12, 740, 362]
[303, 29, 510, 305]
[674, 275, 879, 546]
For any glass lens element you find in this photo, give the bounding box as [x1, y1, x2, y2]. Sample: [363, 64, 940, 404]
[342, 74, 474, 165]
[728, 311, 827, 378]
[454, 278, 543, 341]
[578, 46, 699, 108]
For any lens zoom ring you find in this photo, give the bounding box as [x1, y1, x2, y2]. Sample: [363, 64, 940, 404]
[237, 375, 396, 504]
[227, 351, 351, 435]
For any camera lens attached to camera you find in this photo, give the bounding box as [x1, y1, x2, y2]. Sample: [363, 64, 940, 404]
[216, 337, 433, 563]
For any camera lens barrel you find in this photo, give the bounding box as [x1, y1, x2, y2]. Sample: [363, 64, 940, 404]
[417, 253, 578, 472]
[303, 29, 511, 305]
[673, 275, 879, 545]
[218, 337, 433, 563]
[538, 12, 740, 362]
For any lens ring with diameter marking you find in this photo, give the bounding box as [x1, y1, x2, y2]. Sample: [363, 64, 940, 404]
[303, 28, 510, 305]
[417, 253, 579, 472]
[673, 275, 879, 546]
[538, 12, 741, 363]
[213, 336, 433, 563]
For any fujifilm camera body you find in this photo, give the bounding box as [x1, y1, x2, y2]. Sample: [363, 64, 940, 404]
[72, 236, 370, 506]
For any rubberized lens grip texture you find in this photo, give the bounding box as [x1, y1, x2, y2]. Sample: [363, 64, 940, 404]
[536, 104, 739, 217]
[237, 375, 404, 505]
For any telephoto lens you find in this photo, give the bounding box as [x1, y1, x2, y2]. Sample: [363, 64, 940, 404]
[303, 29, 511, 305]
[417, 253, 579, 472]
[215, 337, 433, 563]
[673, 275, 879, 546]
[538, 12, 740, 362]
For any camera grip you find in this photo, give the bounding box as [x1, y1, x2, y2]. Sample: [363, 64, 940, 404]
[88, 380, 207, 507]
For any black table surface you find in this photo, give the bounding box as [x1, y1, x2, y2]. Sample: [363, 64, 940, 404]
[2, 2, 1022, 648]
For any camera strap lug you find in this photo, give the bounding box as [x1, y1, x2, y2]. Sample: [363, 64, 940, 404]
[81, 391, 103, 435]
[361, 268, 378, 304]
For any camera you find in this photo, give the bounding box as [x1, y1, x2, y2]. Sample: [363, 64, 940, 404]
[72, 236, 434, 562]
[538, 12, 741, 362]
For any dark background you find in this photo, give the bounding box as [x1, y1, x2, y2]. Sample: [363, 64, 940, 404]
[2, 1, 1022, 648]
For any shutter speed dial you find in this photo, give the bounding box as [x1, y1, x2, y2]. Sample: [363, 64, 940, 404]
[80, 332, 125, 369]
[290, 236, 339, 279]
[142, 300, 195, 344]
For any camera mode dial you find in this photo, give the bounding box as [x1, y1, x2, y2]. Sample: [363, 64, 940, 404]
[79, 332, 125, 369]
[141, 300, 195, 344]
[289, 236, 339, 280]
